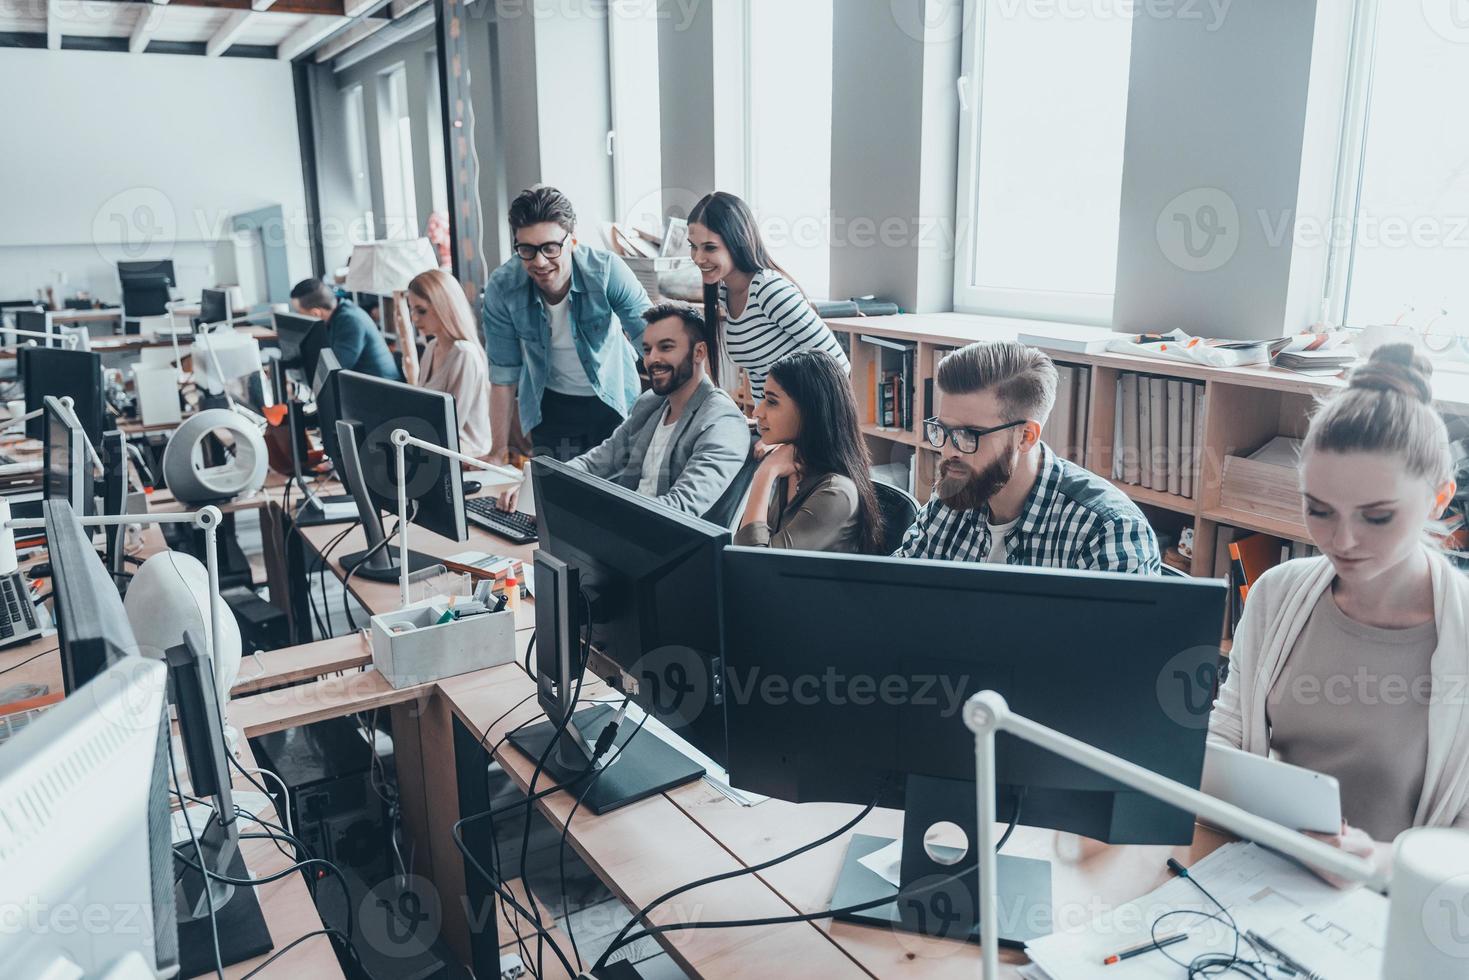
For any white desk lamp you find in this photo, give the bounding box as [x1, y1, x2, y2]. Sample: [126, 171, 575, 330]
[962, 691, 1460, 979]
[343, 239, 438, 384]
[2, 331, 81, 350]
[389, 428, 521, 609]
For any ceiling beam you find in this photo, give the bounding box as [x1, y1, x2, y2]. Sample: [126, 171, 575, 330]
[341, 0, 377, 17]
[130, 4, 166, 52]
[277, 13, 346, 60]
[158, 0, 351, 15]
[45, 0, 60, 49]
[205, 9, 253, 56]
[313, 14, 384, 63]
[251, 0, 277, 10]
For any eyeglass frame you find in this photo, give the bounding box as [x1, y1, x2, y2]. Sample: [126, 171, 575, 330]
[922, 416, 1028, 454]
[512, 232, 571, 262]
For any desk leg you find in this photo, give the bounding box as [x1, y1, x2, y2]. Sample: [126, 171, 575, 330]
[452, 713, 506, 975]
[260, 501, 293, 640]
[284, 520, 315, 645]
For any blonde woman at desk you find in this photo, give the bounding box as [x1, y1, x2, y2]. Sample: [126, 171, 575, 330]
[1209, 344, 1469, 883]
[407, 269, 494, 458]
[734, 349, 883, 554]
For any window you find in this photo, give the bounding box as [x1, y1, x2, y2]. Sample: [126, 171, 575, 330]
[378, 64, 418, 239]
[954, 0, 1133, 323]
[343, 84, 374, 241]
[608, 0, 663, 237]
[425, 51, 450, 221]
[744, 0, 833, 299]
[1329, 2, 1469, 356]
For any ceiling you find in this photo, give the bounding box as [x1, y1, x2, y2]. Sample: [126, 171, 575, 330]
[0, 0, 424, 62]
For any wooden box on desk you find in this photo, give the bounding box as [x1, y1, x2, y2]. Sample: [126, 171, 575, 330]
[1219, 453, 1301, 525]
[369, 600, 516, 689]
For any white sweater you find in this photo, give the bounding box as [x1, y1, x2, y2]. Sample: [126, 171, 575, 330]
[1209, 551, 1469, 829]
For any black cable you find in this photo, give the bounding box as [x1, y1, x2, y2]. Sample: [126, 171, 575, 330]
[0, 646, 55, 677]
[340, 504, 414, 632]
[238, 926, 351, 980]
[167, 732, 224, 979]
[317, 521, 357, 636]
[1153, 858, 1278, 979]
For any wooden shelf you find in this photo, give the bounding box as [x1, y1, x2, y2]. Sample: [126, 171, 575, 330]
[1202, 506, 1311, 543]
[860, 422, 919, 447]
[1115, 482, 1198, 516]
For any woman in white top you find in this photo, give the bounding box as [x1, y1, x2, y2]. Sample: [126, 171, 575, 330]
[407, 269, 494, 458]
[686, 191, 849, 402]
[1209, 344, 1469, 883]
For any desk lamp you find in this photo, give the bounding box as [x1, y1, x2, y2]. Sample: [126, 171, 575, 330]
[343, 238, 438, 384]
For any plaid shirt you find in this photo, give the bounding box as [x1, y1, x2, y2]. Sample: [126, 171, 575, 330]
[895, 443, 1161, 574]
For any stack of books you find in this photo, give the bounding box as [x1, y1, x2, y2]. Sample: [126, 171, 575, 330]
[861, 334, 917, 431]
[1110, 373, 1205, 499]
[1040, 364, 1091, 465]
[1212, 529, 1319, 633]
[1219, 436, 1303, 526]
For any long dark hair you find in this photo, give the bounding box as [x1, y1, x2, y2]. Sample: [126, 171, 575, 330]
[767, 350, 884, 554]
[688, 191, 801, 386]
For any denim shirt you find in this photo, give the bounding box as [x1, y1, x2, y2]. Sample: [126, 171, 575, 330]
[481, 247, 651, 434]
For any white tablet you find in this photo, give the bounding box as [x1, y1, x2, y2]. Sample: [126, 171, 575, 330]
[1200, 743, 1342, 835]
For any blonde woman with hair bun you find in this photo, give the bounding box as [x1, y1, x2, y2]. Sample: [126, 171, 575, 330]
[1210, 343, 1469, 884]
[407, 269, 494, 458]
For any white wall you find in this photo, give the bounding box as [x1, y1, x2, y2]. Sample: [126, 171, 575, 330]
[0, 48, 310, 304]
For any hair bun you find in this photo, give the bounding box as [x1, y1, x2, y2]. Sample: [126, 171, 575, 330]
[1348, 343, 1433, 404]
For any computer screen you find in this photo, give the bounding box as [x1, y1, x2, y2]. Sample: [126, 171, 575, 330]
[272, 311, 329, 382]
[41, 395, 90, 517]
[45, 498, 139, 693]
[12, 308, 54, 346]
[21, 346, 105, 445]
[312, 349, 344, 470]
[199, 287, 231, 327]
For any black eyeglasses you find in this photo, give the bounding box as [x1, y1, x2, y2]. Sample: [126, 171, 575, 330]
[513, 233, 570, 261]
[922, 417, 1027, 454]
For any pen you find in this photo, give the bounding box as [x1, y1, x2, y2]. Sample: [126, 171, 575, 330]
[1102, 931, 1188, 965]
[1245, 930, 1323, 980]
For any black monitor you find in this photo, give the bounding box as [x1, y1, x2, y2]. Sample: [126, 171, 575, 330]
[720, 548, 1228, 946]
[272, 311, 329, 383]
[199, 287, 231, 327]
[332, 369, 467, 580]
[44, 498, 138, 693]
[13, 308, 56, 346]
[42, 395, 92, 517]
[21, 345, 105, 445]
[101, 430, 129, 576]
[506, 457, 727, 814]
[312, 348, 344, 463]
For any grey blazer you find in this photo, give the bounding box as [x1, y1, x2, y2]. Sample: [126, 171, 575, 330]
[567, 376, 750, 517]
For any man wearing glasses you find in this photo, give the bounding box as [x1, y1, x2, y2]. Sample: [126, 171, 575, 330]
[896, 340, 1160, 574]
[482, 185, 652, 465]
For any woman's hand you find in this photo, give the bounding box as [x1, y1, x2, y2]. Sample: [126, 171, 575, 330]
[757, 443, 799, 480]
[1302, 821, 1379, 889]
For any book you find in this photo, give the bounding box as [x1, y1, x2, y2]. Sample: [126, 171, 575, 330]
[1166, 379, 1183, 495]
[1049, 365, 1076, 458]
[1180, 382, 1195, 498]
[1193, 384, 1205, 497]
[1121, 373, 1141, 484]
[1111, 378, 1124, 481]
[1149, 377, 1168, 489]
[1016, 323, 1116, 353]
[1072, 370, 1090, 466]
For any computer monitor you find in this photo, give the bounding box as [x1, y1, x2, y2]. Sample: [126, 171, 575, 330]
[312, 348, 344, 468]
[273, 311, 329, 383]
[101, 429, 130, 577]
[42, 395, 91, 517]
[506, 457, 727, 813]
[0, 656, 179, 976]
[12, 308, 55, 347]
[45, 498, 139, 693]
[720, 548, 1228, 946]
[199, 287, 231, 327]
[21, 345, 105, 445]
[332, 369, 467, 580]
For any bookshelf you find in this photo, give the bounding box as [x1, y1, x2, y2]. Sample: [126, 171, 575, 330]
[826, 313, 1469, 578]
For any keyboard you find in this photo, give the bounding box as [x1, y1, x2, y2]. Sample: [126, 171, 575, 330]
[465, 498, 539, 544]
[0, 570, 42, 646]
[0, 452, 16, 465]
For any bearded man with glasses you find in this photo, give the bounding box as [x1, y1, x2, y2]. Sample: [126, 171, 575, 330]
[896, 340, 1161, 574]
[482, 185, 653, 464]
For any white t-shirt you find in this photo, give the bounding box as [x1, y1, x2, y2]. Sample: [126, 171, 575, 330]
[636, 407, 677, 497]
[984, 516, 1020, 565]
[544, 293, 596, 396]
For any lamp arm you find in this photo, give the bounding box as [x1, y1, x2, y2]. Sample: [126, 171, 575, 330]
[2, 328, 79, 349]
[963, 690, 1384, 979]
[389, 428, 524, 608]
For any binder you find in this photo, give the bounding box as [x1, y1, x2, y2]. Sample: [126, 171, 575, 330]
[1180, 382, 1195, 498]
[1138, 375, 1153, 489]
[1121, 373, 1141, 484]
[1112, 378, 1124, 481]
[1166, 379, 1183, 495]
[1148, 377, 1167, 490]
[1072, 370, 1090, 466]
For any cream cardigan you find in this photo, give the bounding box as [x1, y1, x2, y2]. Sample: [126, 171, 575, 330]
[1208, 551, 1469, 830]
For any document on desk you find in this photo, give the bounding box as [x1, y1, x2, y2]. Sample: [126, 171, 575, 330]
[1024, 842, 1386, 979]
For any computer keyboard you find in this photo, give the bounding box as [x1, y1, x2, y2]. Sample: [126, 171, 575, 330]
[0, 570, 42, 645]
[0, 452, 16, 465]
[465, 498, 539, 544]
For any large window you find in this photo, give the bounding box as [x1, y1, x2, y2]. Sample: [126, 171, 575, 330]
[378, 64, 418, 240]
[343, 84, 374, 241]
[953, 0, 1133, 323]
[608, 0, 663, 238]
[745, 0, 833, 299]
[1330, 2, 1469, 353]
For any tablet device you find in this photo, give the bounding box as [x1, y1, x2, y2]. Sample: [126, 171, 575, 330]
[1200, 743, 1342, 835]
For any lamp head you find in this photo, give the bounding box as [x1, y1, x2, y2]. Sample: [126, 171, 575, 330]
[390, 428, 411, 448]
[963, 690, 1009, 736]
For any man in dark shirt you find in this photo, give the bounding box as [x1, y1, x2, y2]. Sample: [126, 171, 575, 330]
[289, 278, 401, 380]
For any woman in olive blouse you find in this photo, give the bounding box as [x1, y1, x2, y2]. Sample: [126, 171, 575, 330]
[734, 349, 883, 553]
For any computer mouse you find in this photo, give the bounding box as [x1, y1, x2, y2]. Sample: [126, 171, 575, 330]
[25, 562, 50, 580]
[463, 480, 482, 495]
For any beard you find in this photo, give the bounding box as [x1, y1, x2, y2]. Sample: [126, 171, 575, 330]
[649, 350, 695, 395]
[937, 450, 1015, 512]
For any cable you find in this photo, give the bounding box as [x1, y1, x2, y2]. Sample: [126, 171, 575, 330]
[237, 764, 293, 837]
[0, 646, 55, 678]
[340, 504, 414, 632]
[238, 927, 351, 980]
[315, 521, 357, 637]
[170, 845, 357, 946]
[167, 731, 224, 979]
[1152, 858, 1279, 979]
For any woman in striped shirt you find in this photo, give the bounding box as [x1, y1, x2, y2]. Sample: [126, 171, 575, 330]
[687, 191, 849, 403]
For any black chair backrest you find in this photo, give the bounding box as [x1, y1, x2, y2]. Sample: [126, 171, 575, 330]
[872, 481, 919, 555]
[702, 430, 760, 529]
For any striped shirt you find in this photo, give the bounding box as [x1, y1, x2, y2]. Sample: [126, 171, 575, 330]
[719, 270, 849, 400]
[895, 443, 1161, 574]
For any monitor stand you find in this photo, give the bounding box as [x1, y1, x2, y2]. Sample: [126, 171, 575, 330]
[829, 775, 1052, 948]
[175, 844, 272, 977]
[507, 702, 705, 815]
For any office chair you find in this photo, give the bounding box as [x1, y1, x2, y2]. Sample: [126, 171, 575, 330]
[1159, 561, 1190, 578]
[872, 481, 920, 555]
[703, 437, 760, 530]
